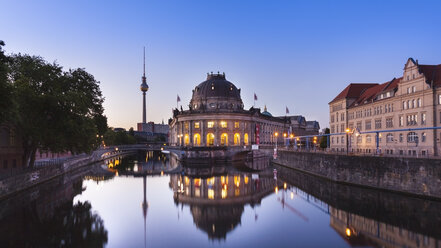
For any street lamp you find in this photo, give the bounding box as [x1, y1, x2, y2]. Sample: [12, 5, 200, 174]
[274, 132, 279, 150]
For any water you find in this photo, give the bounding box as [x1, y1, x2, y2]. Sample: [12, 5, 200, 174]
[1, 151, 440, 247]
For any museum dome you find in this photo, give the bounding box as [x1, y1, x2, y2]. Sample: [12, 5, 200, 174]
[190, 73, 243, 111]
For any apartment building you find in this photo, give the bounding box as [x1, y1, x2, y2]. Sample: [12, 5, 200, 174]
[329, 58, 441, 156]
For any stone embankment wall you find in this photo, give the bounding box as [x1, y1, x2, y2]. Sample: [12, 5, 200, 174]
[274, 150, 441, 199]
[0, 147, 136, 199]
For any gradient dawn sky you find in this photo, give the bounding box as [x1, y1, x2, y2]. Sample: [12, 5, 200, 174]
[2, 0, 441, 130]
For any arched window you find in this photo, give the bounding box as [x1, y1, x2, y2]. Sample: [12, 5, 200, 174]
[407, 132, 418, 143]
[207, 133, 215, 146]
[356, 135, 362, 144]
[422, 132, 426, 142]
[184, 134, 190, 145]
[412, 99, 416, 108]
[193, 134, 201, 146]
[417, 98, 422, 107]
[408, 100, 412, 109]
[386, 133, 394, 143]
[221, 133, 228, 146]
[234, 133, 241, 145]
[403, 101, 407, 110]
[244, 133, 249, 145]
[366, 135, 371, 143]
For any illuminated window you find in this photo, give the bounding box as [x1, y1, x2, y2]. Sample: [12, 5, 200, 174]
[234, 122, 239, 128]
[234, 133, 240, 145]
[221, 133, 228, 146]
[208, 189, 214, 199]
[208, 121, 214, 128]
[207, 133, 215, 146]
[244, 133, 249, 145]
[207, 177, 215, 186]
[194, 122, 200, 128]
[221, 121, 227, 128]
[234, 176, 240, 187]
[184, 134, 189, 145]
[184, 122, 189, 129]
[193, 134, 201, 146]
[244, 176, 249, 184]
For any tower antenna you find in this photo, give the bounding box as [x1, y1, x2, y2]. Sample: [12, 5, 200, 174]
[143, 46, 146, 76]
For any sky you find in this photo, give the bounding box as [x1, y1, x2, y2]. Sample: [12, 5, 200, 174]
[2, 0, 441, 130]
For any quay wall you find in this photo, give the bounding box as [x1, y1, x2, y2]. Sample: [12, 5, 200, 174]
[273, 150, 441, 199]
[0, 147, 138, 199]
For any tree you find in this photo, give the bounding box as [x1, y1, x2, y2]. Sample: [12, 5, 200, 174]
[320, 128, 330, 148]
[8, 54, 107, 167]
[0, 41, 12, 121]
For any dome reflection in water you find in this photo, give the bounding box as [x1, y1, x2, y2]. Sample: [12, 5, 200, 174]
[1, 151, 441, 247]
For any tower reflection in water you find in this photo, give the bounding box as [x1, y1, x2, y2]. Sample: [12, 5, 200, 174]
[169, 172, 278, 240]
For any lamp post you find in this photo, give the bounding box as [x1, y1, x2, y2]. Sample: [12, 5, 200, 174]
[283, 133, 287, 148]
[275, 132, 279, 150]
[273, 132, 279, 159]
[345, 128, 350, 154]
[290, 134, 294, 149]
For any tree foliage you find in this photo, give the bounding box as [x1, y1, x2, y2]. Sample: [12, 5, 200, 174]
[103, 128, 136, 146]
[0, 41, 12, 121]
[4, 53, 107, 167]
[320, 128, 330, 148]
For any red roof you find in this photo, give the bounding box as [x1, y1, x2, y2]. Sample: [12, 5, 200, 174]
[419, 64, 441, 87]
[330, 83, 378, 103]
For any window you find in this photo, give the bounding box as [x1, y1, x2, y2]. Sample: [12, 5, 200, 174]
[234, 133, 240, 145]
[386, 117, 393, 128]
[422, 132, 426, 142]
[220, 121, 227, 128]
[356, 135, 362, 144]
[341, 113, 345, 121]
[407, 132, 418, 143]
[386, 133, 394, 143]
[193, 134, 201, 146]
[399, 116, 404, 127]
[331, 137, 334, 144]
[412, 99, 416, 109]
[244, 133, 249, 145]
[375, 119, 382, 129]
[439, 95, 441, 104]
[403, 101, 407, 110]
[417, 98, 421, 108]
[406, 114, 418, 126]
[234, 122, 239, 128]
[365, 120, 372, 130]
[207, 133, 215, 146]
[208, 121, 214, 128]
[341, 136, 344, 144]
[399, 133, 403, 142]
[412, 86, 416, 92]
[331, 115, 335, 123]
[421, 113, 426, 125]
[386, 92, 390, 97]
[221, 133, 228, 145]
[341, 124, 345, 133]
[184, 134, 189, 145]
[331, 125, 335, 133]
[194, 122, 200, 129]
[366, 135, 372, 143]
[184, 122, 189, 129]
[408, 100, 412, 109]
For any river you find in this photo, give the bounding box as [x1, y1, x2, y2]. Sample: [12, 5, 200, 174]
[1, 151, 440, 247]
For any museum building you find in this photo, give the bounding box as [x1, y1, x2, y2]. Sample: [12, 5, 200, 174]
[169, 73, 319, 147]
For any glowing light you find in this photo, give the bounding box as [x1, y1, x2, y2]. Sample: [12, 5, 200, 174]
[194, 178, 201, 187]
[290, 134, 294, 138]
[207, 177, 215, 186]
[345, 128, 350, 133]
[244, 176, 249, 184]
[115, 147, 119, 151]
[185, 176, 190, 186]
[221, 188, 227, 199]
[275, 187, 279, 194]
[220, 121, 227, 128]
[283, 133, 287, 138]
[275, 132, 279, 137]
[208, 189, 214, 199]
[345, 228, 351, 237]
[283, 182, 287, 189]
[161, 171, 164, 176]
[290, 192, 294, 199]
[234, 176, 240, 187]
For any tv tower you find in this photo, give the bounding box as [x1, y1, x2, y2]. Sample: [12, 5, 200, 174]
[140, 47, 149, 125]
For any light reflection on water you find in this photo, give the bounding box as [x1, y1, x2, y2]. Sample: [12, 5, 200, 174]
[1, 151, 441, 248]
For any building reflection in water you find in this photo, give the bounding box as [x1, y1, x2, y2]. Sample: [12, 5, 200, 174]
[275, 165, 441, 248]
[169, 171, 278, 240]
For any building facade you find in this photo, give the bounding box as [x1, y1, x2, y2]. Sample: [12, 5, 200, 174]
[329, 58, 441, 156]
[169, 73, 319, 147]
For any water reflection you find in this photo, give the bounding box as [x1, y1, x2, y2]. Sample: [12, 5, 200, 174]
[0, 164, 110, 247]
[169, 172, 278, 240]
[1, 152, 441, 247]
[276, 164, 441, 248]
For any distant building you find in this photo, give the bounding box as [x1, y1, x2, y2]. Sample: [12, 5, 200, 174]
[169, 72, 319, 147]
[329, 58, 441, 156]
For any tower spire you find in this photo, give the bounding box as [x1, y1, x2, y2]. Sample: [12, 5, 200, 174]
[143, 46, 146, 77]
